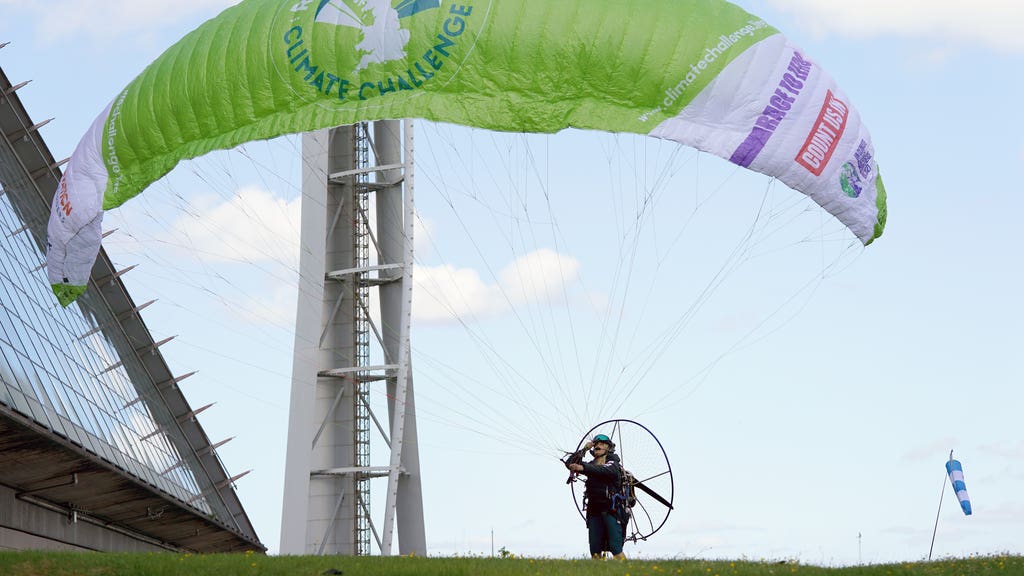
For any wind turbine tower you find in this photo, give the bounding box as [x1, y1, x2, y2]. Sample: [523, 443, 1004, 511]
[280, 121, 425, 556]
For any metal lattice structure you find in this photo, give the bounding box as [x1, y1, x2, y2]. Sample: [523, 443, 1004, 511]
[352, 124, 372, 556]
[0, 57, 262, 553]
[280, 121, 425, 556]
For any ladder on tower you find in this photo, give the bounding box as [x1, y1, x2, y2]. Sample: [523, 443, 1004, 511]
[280, 120, 425, 556]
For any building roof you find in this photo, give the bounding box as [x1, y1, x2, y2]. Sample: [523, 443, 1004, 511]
[0, 55, 264, 553]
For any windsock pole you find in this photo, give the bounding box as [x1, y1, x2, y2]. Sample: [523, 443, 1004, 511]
[927, 450, 953, 561]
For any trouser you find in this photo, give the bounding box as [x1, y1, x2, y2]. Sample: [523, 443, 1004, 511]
[587, 511, 624, 556]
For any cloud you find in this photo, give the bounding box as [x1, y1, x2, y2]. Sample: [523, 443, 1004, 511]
[99, 185, 301, 326]
[227, 280, 298, 327]
[499, 248, 581, 306]
[413, 212, 437, 260]
[128, 186, 589, 327]
[414, 264, 502, 321]
[414, 249, 581, 324]
[979, 439, 1024, 460]
[129, 187, 581, 327]
[764, 0, 1024, 53]
[3, 0, 239, 44]
[900, 437, 958, 462]
[972, 500, 1024, 524]
[169, 185, 301, 267]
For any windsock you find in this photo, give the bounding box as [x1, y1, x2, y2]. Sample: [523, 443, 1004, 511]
[945, 459, 972, 516]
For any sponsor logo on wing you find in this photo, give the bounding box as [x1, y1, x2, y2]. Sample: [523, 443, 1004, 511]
[57, 177, 73, 218]
[312, 0, 442, 70]
[796, 90, 848, 176]
[314, 0, 441, 26]
[728, 50, 813, 168]
[839, 139, 874, 198]
[283, 0, 468, 102]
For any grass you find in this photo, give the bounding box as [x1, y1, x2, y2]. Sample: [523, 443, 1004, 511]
[0, 551, 1020, 576]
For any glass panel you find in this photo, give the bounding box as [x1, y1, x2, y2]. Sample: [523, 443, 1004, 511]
[0, 379, 14, 407]
[24, 395, 51, 429]
[0, 160, 218, 518]
[8, 386, 33, 418]
[59, 414, 85, 446]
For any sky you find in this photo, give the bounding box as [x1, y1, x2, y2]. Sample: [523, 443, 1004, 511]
[2, 0, 1023, 566]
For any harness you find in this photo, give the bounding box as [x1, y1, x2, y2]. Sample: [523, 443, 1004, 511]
[581, 458, 634, 523]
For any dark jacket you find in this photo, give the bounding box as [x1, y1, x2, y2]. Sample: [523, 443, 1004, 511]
[577, 452, 622, 515]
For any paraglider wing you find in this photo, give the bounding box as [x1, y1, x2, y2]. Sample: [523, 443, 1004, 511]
[46, 0, 887, 306]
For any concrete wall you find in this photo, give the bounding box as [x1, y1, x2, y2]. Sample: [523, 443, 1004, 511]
[0, 483, 172, 553]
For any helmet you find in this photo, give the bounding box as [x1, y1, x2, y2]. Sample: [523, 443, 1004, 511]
[591, 434, 615, 451]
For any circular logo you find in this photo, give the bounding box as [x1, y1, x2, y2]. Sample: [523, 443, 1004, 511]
[269, 0, 482, 111]
[839, 161, 862, 198]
